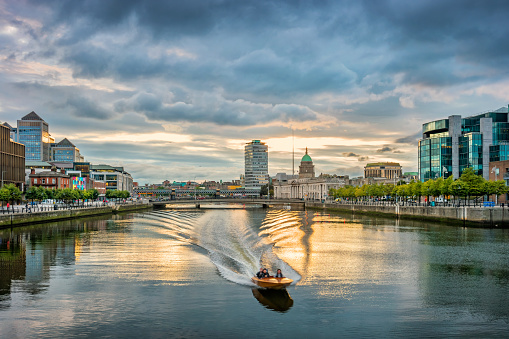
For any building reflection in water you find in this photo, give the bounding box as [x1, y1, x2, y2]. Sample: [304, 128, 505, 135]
[252, 288, 293, 312]
[0, 217, 112, 309]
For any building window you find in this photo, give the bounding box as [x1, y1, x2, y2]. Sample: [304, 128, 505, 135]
[34, 178, 37, 184]
[52, 178, 55, 184]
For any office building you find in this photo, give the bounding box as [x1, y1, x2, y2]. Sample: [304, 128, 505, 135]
[419, 105, 509, 181]
[51, 138, 84, 162]
[0, 123, 25, 188]
[364, 162, 402, 179]
[90, 164, 133, 193]
[17, 111, 54, 161]
[2, 122, 17, 142]
[244, 140, 268, 189]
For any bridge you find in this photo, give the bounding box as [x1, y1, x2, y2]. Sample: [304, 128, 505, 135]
[134, 188, 261, 198]
[150, 198, 306, 210]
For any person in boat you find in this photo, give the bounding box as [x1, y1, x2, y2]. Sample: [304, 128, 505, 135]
[256, 267, 264, 279]
[261, 268, 270, 278]
[275, 269, 284, 278]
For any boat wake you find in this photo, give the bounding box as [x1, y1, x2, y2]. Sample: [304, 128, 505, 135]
[138, 209, 302, 287]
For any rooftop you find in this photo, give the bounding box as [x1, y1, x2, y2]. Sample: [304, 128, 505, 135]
[301, 147, 312, 162]
[21, 111, 45, 121]
[55, 138, 76, 147]
[365, 162, 401, 167]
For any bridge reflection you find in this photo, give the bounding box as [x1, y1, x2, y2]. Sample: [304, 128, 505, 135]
[151, 199, 306, 210]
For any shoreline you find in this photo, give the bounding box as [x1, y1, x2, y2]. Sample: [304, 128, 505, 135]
[305, 202, 509, 228]
[0, 203, 153, 229]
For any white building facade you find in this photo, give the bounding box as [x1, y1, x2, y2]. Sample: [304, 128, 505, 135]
[273, 149, 347, 200]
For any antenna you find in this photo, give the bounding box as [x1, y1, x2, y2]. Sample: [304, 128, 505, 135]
[292, 127, 295, 176]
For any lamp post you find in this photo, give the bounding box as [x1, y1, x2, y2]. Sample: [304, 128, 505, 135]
[194, 177, 197, 201]
[491, 166, 499, 205]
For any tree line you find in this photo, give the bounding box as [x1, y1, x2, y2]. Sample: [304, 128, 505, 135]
[0, 184, 131, 205]
[329, 168, 508, 202]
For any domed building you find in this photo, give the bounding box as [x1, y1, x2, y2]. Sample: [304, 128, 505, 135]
[273, 148, 348, 201]
[299, 148, 315, 179]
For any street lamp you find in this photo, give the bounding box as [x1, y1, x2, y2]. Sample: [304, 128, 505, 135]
[491, 166, 500, 205]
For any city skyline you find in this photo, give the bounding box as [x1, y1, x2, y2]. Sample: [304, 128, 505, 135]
[1, 1, 509, 183]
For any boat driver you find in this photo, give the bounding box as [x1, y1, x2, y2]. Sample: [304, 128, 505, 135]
[256, 267, 264, 279]
[261, 268, 270, 278]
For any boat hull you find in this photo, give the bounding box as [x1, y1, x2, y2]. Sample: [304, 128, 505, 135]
[251, 277, 293, 290]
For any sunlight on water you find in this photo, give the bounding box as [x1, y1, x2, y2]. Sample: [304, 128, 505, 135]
[133, 209, 302, 286]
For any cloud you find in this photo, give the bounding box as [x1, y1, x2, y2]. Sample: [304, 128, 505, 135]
[376, 146, 394, 153]
[114, 91, 320, 126]
[394, 131, 421, 145]
[63, 95, 112, 120]
[358, 156, 369, 162]
[342, 152, 359, 157]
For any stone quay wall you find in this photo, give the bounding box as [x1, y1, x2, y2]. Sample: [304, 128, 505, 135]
[0, 203, 153, 228]
[305, 202, 509, 227]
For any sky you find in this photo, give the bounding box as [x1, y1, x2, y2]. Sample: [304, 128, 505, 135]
[1, 0, 509, 184]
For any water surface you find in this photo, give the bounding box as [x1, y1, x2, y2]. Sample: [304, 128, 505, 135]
[1, 209, 509, 338]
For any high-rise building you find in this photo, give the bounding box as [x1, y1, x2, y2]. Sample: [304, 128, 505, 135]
[0, 123, 25, 188]
[51, 138, 84, 162]
[16, 111, 54, 161]
[418, 105, 509, 181]
[244, 140, 268, 189]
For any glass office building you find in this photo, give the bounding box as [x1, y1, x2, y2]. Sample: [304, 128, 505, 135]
[419, 106, 509, 181]
[244, 140, 269, 189]
[16, 111, 54, 161]
[51, 138, 84, 162]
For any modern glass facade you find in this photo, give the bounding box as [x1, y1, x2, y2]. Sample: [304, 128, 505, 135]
[53, 149, 74, 162]
[459, 133, 483, 175]
[16, 112, 54, 161]
[418, 136, 452, 181]
[418, 106, 509, 181]
[244, 140, 268, 189]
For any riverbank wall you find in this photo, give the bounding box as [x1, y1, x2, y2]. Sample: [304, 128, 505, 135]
[0, 203, 153, 228]
[305, 202, 509, 227]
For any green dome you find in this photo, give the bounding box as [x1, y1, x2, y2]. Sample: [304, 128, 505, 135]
[302, 154, 312, 162]
[301, 148, 312, 162]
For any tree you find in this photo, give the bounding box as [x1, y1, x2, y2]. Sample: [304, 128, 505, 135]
[89, 189, 99, 200]
[25, 186, 38, 203]
[5, 184, 21, 203]
[441, 176, 454, 197]
[459, 167, 485, 200]
[0, 187, 9, 206]
[35, 186, 47, 202]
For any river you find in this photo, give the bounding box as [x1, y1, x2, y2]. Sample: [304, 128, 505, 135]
[1, 207, 509, 338]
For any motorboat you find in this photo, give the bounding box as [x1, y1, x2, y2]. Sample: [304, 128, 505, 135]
[251, 276, 293, 290]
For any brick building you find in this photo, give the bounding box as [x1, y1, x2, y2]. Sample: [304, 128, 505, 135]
[29, 167, 70, 189]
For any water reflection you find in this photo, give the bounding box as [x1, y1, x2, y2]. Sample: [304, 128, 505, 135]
[1, 209, 509, 337]
[251, 288, 294, 313]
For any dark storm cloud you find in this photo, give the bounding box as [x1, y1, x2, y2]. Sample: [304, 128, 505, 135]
[394, 131, 421, 145]
[114, 91, 318, 126]
[360, 0, 509, 85]
[376, 146, 393, 153]
[63, 96, 112, 120]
